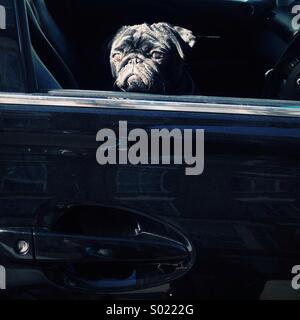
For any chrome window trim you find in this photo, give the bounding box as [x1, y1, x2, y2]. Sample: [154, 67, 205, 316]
[0, 92, 300, 117]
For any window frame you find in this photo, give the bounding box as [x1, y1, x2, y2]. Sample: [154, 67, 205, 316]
[0, 90, 300, 119]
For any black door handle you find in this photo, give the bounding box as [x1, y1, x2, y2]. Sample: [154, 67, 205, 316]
[33, 228, 189, 263]
[0, 205, 195, 293]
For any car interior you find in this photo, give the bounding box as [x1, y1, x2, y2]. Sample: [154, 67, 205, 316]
[25, 0, 300, 100]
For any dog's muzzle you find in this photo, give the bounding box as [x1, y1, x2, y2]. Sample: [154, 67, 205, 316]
[115, 57, 165, 93]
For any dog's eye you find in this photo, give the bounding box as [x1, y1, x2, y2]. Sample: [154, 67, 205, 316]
[112, 53, 122, 62]
[151, 51, 164, 60]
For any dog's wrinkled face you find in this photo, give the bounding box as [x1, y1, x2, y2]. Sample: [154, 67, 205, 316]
[109, 22, 196, 94]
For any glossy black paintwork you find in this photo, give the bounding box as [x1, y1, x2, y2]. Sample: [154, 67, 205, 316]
[0, 97, 300, 299]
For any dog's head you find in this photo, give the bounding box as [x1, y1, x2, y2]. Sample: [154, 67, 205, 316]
[109, 22, 196, 94]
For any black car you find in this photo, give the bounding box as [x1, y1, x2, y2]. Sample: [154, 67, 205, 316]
[0, 0, 299, 300]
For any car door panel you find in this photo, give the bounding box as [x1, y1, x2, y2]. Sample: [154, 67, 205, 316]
[0, 94, 300, 299]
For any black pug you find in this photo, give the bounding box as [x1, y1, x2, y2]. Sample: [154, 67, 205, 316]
[109, 22, 197, 95]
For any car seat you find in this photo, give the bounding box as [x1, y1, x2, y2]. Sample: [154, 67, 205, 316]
[26, 0, 79, 89]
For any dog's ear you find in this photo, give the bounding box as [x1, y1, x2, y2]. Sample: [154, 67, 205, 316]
[173, 26, 196, 49]
[172, 25, 196, 60]
[105, 25, 129, 54]
[103, 26, 130, 79]
[153, 23, 196, 60]
[101, 34, 116, 78]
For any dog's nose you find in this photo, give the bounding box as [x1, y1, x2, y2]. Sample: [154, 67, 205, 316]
[128, 57, 142, 64]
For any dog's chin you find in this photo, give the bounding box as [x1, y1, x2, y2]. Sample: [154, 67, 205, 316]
[119, 74, 149, 93]
[115, 70, 165, 94]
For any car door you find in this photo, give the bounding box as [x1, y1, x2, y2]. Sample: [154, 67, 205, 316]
[0, 0, 300, 300]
